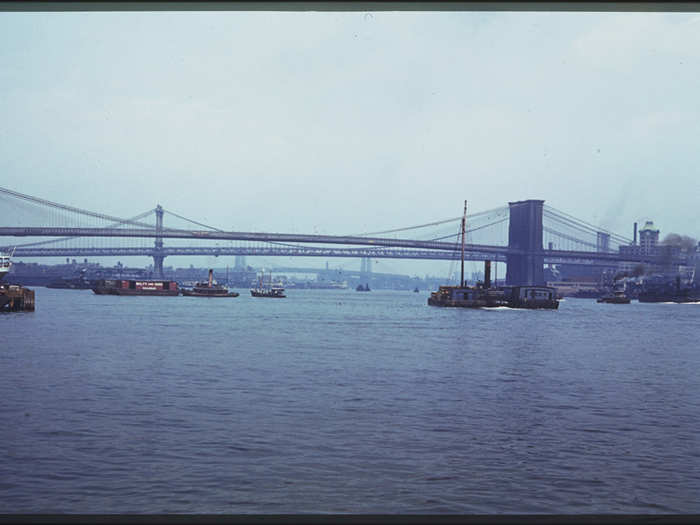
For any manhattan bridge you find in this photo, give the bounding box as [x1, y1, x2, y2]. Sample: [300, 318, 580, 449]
[0, 186, 688, 286]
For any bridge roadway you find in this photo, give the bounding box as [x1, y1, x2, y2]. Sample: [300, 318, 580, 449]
[1, 227, 688, 266]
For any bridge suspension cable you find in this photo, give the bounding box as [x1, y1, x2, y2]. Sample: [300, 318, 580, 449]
[0, 185, 161, 229]
[543, 227, 599, 250]
[351, 205, 509, 237]
[543, 205, 631, 245]
[2, 209, 158, 250]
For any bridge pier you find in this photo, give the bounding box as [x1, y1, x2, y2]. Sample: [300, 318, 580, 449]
[153, 254, 165, 279]
[154, 204, 165, 279]
[506, 199, 545, 286]
[360, 257, 372, 287]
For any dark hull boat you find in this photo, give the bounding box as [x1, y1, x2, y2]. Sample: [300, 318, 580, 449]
[181, 269, 239, 297]
[47, 269, 92, 289]
[638, 276, 700, 303]
[250, 288, 286, 298]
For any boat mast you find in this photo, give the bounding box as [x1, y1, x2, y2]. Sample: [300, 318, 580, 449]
[461, 200, 467, 288]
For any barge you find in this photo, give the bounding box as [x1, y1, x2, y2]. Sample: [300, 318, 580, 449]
[92, 279, 179, 296]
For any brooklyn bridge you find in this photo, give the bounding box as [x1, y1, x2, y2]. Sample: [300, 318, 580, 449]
[0, 186, 689, 286]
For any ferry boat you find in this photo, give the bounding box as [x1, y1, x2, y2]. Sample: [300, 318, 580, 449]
[250, 270, 286, 298]
[92, 279, 179, 296]
[181, 269, 239, 297]
[428, 201, 558, 310]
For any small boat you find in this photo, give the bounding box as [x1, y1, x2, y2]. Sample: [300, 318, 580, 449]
[356, 283, 371, 292]
[181, 269, 239, 297]
[250, 270, 286, 298]
[413, 287, 419, 293]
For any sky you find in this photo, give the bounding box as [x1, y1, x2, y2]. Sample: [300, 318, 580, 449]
[1, 7, 699, 276]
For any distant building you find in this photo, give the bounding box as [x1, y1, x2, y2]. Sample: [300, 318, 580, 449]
[618, 220, 692, 277]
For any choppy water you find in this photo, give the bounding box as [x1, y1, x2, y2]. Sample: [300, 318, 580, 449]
[1, 288, 699, 513]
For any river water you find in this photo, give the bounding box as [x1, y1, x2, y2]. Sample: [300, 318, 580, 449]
[1, 288, 699, 513]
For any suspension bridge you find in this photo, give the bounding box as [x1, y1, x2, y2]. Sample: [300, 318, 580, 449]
[0, 186, 688, 285]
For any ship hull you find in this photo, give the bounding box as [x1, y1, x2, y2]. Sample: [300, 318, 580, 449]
[93, 288, 179, 296]
[638, 295, 700, 303]
[91, 279, 179, 296]
[181, 290, 239, 297]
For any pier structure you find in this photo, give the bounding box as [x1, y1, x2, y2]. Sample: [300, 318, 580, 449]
[0, 284, 35, 312]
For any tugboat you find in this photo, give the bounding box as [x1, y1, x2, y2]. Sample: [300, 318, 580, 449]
[428, 201, 558, 310]
[181, 269, 239, 297]
[597, 282, 631, 304]
[250, 270, 286, 298]
[356, 283, 371, 292]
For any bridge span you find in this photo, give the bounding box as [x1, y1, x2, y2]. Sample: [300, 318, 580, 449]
[2, 187, 692, 285]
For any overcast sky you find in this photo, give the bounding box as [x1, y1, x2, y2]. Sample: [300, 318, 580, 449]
[2, 8, 699, 275]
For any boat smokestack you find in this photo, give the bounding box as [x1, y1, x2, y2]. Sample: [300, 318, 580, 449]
[484, 260, 491, 289]
[633, 222, 638, 245]
[208, 269, 213, 288]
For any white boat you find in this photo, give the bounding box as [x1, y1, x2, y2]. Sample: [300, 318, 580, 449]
[0, 248, 14, 282]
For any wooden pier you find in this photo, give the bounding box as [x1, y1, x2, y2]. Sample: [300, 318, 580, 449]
[0, 284, 35, 312]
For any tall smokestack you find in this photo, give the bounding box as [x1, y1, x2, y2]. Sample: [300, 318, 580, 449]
[208, 269, 213, 287]
[633, 222, 638, 245]
[484, 260, 491, 289]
